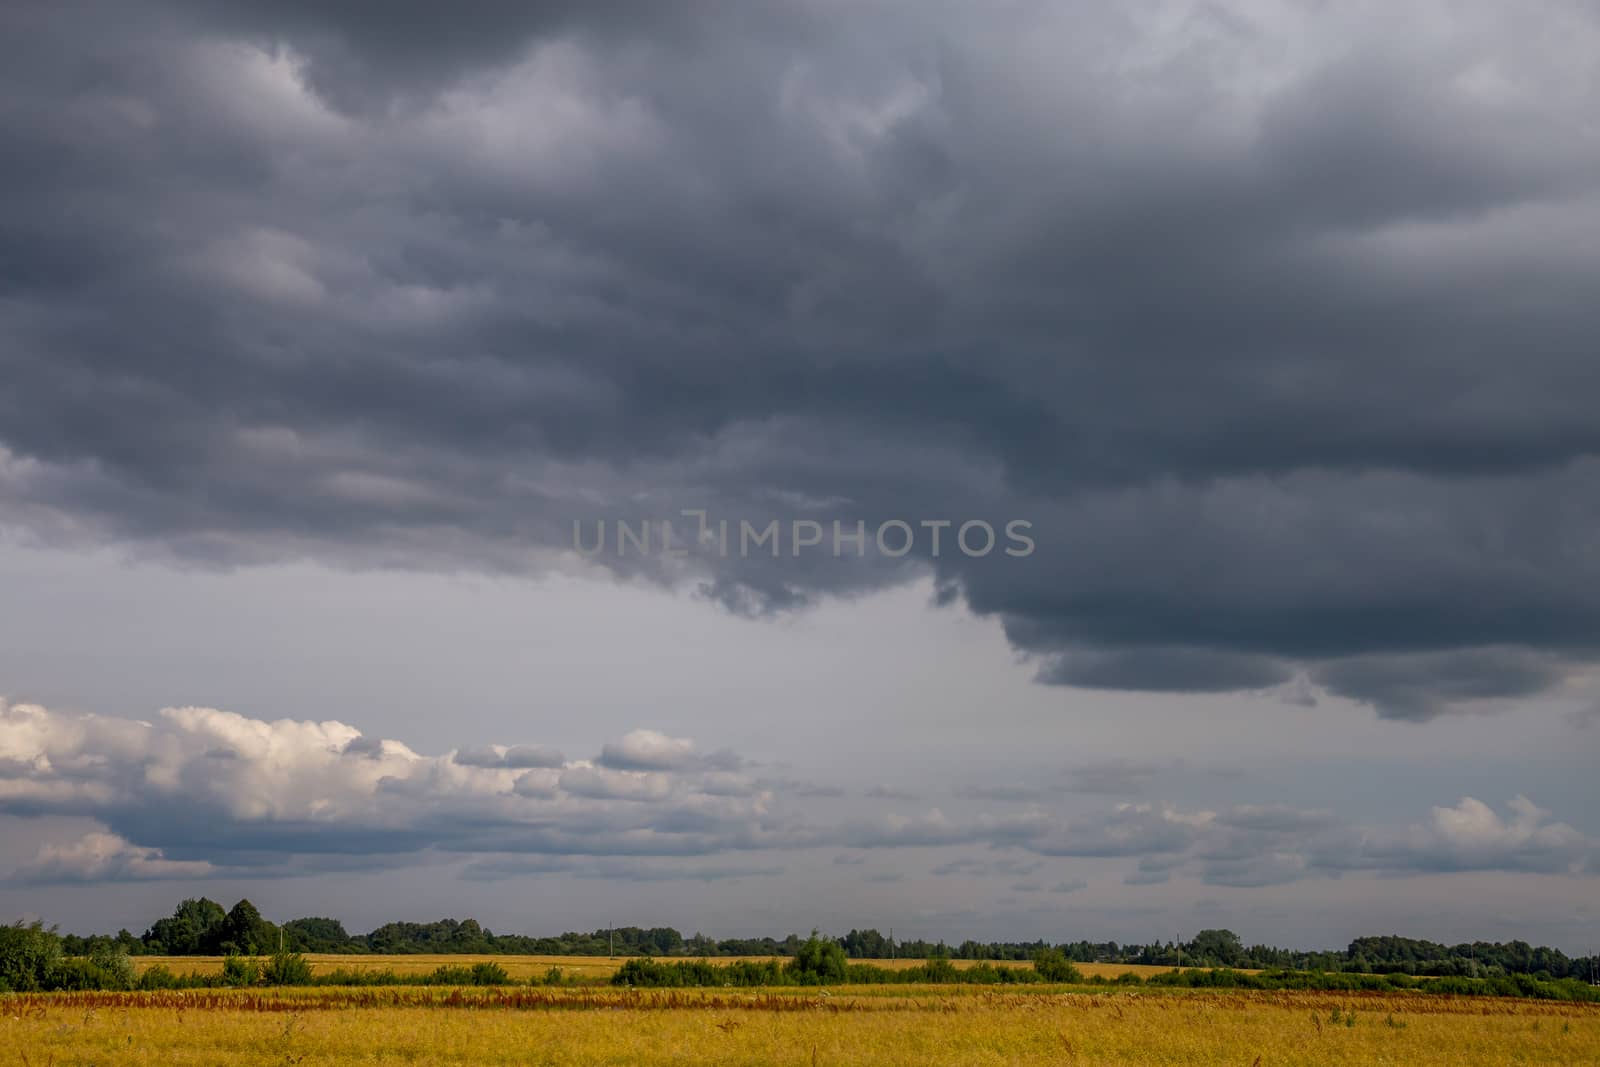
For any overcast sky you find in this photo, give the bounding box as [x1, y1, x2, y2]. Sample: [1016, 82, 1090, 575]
[1, 0, 1597, 952]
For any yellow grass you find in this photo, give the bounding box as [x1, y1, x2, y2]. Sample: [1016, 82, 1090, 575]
[129, 953, 1214, 981]
[134, 952, 631, 980]
[7, 986, 1597, 1065]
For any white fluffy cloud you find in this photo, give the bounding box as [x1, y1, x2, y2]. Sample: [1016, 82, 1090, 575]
[0, 699, 789, 870]
[1, 699, 1593, 888]
[10, 832, 214, 885]
[597, 729, 741, 772]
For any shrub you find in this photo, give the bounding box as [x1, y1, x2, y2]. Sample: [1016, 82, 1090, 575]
[787, 931, 848, 985]
[428, 965, 476, 985]
[87, 945, 137, 990]
[0, 921, 63, 993]
[138, 964, 179, 990]
[263, 950, 314, 986]
[220, 953, 261, 987]
[317, 967, 403, 987]
[469, 961, 510, 985]
[1032, 948, 1084, 983]
[50, 958, 123, 991]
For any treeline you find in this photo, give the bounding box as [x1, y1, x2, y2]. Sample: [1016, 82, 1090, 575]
[48, 897, 1600, 984]
[1, 921, 553, 993]
[612, 954, 1600, 1003]
[947, 928, 1600, 982]
[10, 922, 1597, 1005]
[612, 941, 1085, 988]
[73, 898, 782, 958]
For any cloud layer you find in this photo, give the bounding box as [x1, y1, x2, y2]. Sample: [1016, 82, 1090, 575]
[2, 1, 1600, 717]
[3, 699, 1592, 889]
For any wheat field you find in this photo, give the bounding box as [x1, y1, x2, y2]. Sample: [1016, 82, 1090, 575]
[7, 985, 1597, 1065]
[129, 953, 1217, 981]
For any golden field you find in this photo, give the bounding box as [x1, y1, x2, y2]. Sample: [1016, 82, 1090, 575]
[129, 953, 1212, 981]
[6, 985, 1597, 1065]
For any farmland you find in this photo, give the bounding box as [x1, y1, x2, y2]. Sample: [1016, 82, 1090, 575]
[127, 953, 1197, 982]
[7, 984, 1597, 1065]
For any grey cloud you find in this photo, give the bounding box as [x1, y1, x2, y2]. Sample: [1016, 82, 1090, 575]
[169, 0, 738, 113]
[1312, 648, 1569, 722]
[954, 784, 1052, 803]
[1342, 796, 1596, 876]
[1037, 647, 1295, 694]
[1025, 805, 1204, 859]
[454, 744, 566, 769]
[930, 857, 1042, 879]
[1215, 806, 1338, 835]
[341, 736, 387, 759]
[1196, 853, 1311, 889]
[1062, 761, 1164, 796]
[751, 776, 847, 799]
[1, 1, 1599, 718]
[459, 855, 784, 884]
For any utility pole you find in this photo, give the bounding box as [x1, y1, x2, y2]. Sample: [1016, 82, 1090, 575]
[609, 926, 615, 958]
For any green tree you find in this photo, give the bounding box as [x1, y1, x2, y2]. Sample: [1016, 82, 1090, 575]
[0, 921, 62, 992]
[1190, 929, 1245, 967]
[281, 917, 355, 953]
[143, 897, 226, 955]
[215, 899, 279, 956]
[787, 930, 848, 984]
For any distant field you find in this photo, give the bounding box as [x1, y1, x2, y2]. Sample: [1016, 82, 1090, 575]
[130, 954, 1225, 981]
[10, 985, 1597, 1065]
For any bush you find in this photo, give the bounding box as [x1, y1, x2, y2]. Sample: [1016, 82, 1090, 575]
[0, 921, 63, 993]
[317, 967, 403, 987]
[428, 965, 476, 985]
[139, 964, 179, 990]
[469, 961, 510, 985]
[51, 958, 125, 991]
[87, 945, 137, 990]
[787, 931, 848, 985]
[263, 950, 314, 986]
[220, 953, 261, 987]
[1032, 948, 1084, 983]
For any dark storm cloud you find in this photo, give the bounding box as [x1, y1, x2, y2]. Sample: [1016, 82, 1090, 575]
[1036, 647, 1295, 694]
[3, 0, 1600, 717]
[1312, 648, 1568, 722]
